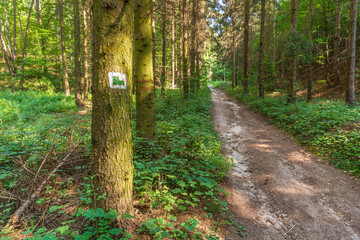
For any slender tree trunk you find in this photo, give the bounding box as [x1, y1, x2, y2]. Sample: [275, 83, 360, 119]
[151, 0, 156, 97]
[135, 0, 157, 141]
[59, 0, 70, 96]
[0, 24, 14, 76]
[13, 0, 17, 74]
[161, 0, 166, 95]
[190, 0, 197, 93]
[258, 0, 266, 98]
[82, 0, 89, 101]
[272, 1, 277, 88]
[308, 0, 314, 101]
[4, 7, 14, 61]
[322, 0, 330, 86]
[20, 0, 35, 90]
[346, 0, 358, 105]
[36, 0, 47, 73]
[178, 0, 182, 86]
[243, 0, 250, 94]
[171, 2, 175, 89]
[92, 0, 134, 214]
[333, 0, 341, 86]
[74, 0, 84, 107]
[289, 0, 298, 104]
[182, 0, 188, 96]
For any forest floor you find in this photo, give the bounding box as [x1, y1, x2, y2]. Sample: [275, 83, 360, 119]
[210, 88, 360, 240]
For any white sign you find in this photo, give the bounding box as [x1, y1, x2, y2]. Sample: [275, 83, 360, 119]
[108, 72, 127, 89]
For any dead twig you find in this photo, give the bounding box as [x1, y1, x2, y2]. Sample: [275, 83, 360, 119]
[2, 139, 83, 232]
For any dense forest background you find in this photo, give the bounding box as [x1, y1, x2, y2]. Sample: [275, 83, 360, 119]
[0, 0, 359, 102]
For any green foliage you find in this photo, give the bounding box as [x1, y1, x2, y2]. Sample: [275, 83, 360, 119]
[220, 84, 360, 177]
[134, 88, 231, 217]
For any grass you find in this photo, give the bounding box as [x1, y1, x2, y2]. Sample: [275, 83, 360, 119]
[0, 87, 233, 239]
[216, 82, 360, 177]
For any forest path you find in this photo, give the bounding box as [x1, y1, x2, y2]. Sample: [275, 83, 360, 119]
[210, 88, 360, 240]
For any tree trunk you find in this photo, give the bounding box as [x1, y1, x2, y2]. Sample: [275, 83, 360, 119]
[161, 0, 166, 95]
[0, 24, 14, 76]
[322, 0, 330, 86]
[151, 0, 156, 97]
[182, 0, 188, 96]
[13, 0, 17, 74]
[4, 7, 14, 62]
[333, 0, 341, 86]
[346, 0, 358, 105]
[74, 0, 84, 107]
[59, 0, 70, 96]
[92, 0, 134, 214]
[36, 0, 47, 73]
[308, 0, 314, 101]
[20, 0, 35, 89]
[243, 0, 250, 94]
[171, 2, 175, 89]
[178, 0, 182, 86]
[272, 1, 277, 89]
[135, 0, 157, 141]
[289, 0, 298, 104]
[190, 0, 197, 93]
[258, 0, 266, 98]
[82, 0, 89, 101]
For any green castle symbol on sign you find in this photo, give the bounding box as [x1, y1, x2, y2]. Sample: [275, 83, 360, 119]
[113, 76, 125, 86]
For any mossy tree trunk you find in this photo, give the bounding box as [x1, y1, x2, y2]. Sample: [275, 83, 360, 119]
[134, 0, 157, 141]
[92, 0, 134, 214]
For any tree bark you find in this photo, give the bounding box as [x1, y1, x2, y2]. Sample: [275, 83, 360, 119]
[13, 0, 17, 74]
[171, 1, 175, 89]
[135, 0, 157, 141]
[0, 24, 14, 76]
[182, 0, 188, 96]
[322, 0, 330, 86]
[92, 0, 134, 214]
[59, 0, 70, 96]
[161, 0, 167, 95]
[289, 0, 298, 104]
[243, 0, 250, 94]
[36, 0, 47, 73]
[308, 0, 314, 101]
[346, 0, 358, 105]
[333, 0, 341, 86]
[151, 0, 156, 97]
[189, 0, 197, 93]
[82, 0, 89, 101]
[258, 0, 266, 98]
[74, 0, 84, 107]
[20, 0, 35, 90]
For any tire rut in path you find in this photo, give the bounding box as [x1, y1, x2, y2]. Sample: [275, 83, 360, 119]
[210, 88, 360, 240]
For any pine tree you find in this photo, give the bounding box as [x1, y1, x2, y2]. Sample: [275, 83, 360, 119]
[92, 0, 134, 213]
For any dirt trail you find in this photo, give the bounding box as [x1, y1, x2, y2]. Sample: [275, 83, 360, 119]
[210, 88, 360, 240]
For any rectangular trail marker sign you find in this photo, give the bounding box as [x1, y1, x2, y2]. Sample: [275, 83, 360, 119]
[108, 72, 127, 89]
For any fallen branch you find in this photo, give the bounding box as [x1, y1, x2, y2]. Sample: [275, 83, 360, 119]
[3, 139, 82, 232]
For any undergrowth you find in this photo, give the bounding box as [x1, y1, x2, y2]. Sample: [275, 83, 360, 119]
[217, 83, 360, 177]
[0, 88, 234, 239]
